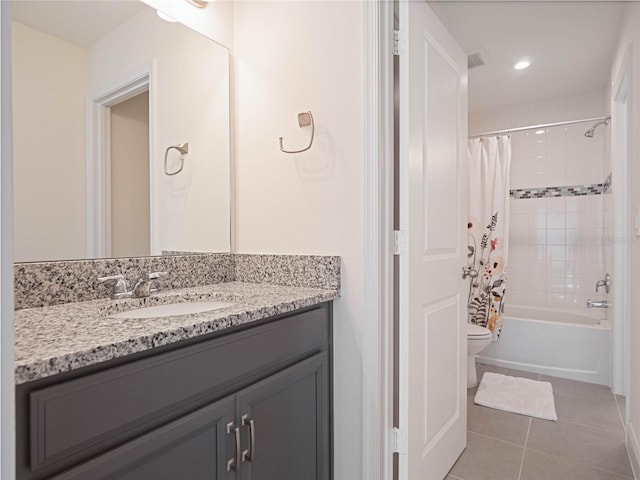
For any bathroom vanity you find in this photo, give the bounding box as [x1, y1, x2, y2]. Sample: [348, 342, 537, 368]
[15, 280, 337, 480]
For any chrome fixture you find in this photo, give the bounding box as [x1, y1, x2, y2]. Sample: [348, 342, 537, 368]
[595, 273, 611, 294]
[96, 274, 130, 299]
[584, 116, 611, 138]
[587, 299, 609, 309]
[227, 421, 240, 473]
[279, 111, 315, 154]
[462, 266, 479, 280]
[164, 143, 189, 176]
[469, 115, 611, 139]
[241, 414, 256, 463]
[98, 272, 168, 299]
[132, 272, 168, 298]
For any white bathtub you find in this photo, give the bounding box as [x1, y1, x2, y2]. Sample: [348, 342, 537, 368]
[476, 305, 611, 385]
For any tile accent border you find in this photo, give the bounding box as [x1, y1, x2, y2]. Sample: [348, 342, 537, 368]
[510, 183, 606, 199]
[14, 253, 341, 310]
[510, 173, 612, 200]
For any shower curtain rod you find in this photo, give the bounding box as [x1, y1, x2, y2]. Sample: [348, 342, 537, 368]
[469, 115, 611, 139]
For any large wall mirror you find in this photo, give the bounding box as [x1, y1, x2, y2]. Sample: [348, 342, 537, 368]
[11, 0, 231, 262]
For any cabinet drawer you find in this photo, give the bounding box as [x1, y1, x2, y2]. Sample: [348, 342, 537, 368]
[50, 396, 235, 480]
[29, 306, 328, 473]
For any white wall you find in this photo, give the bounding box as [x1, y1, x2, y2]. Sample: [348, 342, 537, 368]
[471, 91, 610, 314]
[88, 7, 231, 254]
[233, 2, 365, 478]
[11, 21, 87, 262]
[111, 91, 150, 257]
[611, 2, 640, 475]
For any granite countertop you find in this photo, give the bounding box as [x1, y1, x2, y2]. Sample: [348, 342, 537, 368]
[15, 282, 339, 385]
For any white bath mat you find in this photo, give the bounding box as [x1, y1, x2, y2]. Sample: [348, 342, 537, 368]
[474, 372, 558, 421]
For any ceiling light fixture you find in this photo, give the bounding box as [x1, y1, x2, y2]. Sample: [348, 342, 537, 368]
[535, 129, 545, 135]
[186, 0, 209, 7]
[514, 60, 531, 70]
[157, 10, 178, 22]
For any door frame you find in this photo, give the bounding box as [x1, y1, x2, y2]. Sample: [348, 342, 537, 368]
[611, 44, 631, 401]
[362, 1, 395, 480]
[85, 62, 157, 258]
[0, 3, 15, 479]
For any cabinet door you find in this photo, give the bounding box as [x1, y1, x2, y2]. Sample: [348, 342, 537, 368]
[237, 353, 329, 480]
[51, 396, 236, 480]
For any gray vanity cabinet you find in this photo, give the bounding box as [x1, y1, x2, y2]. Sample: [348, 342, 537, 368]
[16, 303, 332, 480]
[237, 353, 329, 480]
[50, 396, 236, 480]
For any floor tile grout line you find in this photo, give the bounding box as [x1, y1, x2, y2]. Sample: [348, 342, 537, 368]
[553, 416, 627, 436]
[467, 430, 529, 449]
[524, 445, 636, 479]
[552, 389, 620, 405]
[517, 417, 532, 480]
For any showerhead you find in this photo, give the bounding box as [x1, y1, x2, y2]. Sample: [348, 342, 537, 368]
[584, 117, 610, 138]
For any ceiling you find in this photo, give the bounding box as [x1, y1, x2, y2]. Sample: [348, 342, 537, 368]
[11, 1, 147, 48]
[428, 1, 627, 113]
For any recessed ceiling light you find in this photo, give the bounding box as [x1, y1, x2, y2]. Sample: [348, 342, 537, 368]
[535, 129, 545, 135]
[157, 10, 177, 22]
[514, 60, 531, 70]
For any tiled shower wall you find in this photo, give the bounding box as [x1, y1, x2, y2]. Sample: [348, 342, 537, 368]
[470, 90, 611, 312]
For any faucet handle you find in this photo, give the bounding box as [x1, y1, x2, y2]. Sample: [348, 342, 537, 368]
[97, 274, 129, 297]
[147, 271, 168, 280]
[132, 272, 168, 297]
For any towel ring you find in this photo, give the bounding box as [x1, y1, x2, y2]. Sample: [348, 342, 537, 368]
[164, 143, 189, 176]
[279, 111, 314, 154]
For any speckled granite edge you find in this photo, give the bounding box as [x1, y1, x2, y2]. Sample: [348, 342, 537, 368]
[14, 254, 234, 310]
[15, 253, 341, 310]
[15, 282, 339, 384]
[234, 254, 341, 290]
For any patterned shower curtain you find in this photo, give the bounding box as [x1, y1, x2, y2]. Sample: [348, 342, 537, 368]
[467, 136, 511, 340]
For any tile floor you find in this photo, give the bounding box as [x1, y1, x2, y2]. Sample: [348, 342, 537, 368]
[447, 363, 634, 480]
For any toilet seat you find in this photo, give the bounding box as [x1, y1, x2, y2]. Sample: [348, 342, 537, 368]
[467, 323, 492, 339]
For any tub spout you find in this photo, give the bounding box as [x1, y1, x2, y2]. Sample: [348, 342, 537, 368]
[587, 299, 609, 309]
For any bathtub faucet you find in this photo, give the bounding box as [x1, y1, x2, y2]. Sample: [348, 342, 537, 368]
[595, 273, 611, 294]
[587, 299, 609, 309]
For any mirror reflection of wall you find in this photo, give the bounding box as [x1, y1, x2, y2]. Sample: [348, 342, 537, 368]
[111, 91, 151, 258]
[11, 0, 231, 262]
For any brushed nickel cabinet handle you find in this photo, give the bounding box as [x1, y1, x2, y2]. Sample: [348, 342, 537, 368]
[227, 421, 241, 472]
[241, 414, 255, 463]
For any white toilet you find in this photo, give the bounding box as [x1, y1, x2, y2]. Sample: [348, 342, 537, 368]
[467, 323, 493, 388]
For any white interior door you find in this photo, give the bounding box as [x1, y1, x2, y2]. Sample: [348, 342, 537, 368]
[397, 1, 468, 479]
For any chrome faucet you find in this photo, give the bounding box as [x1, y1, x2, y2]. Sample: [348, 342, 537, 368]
[595, 273, 611, 294]
[132, 272, 168, 298]
[98, 272, 168, 299]
[587, 299, 609, 309]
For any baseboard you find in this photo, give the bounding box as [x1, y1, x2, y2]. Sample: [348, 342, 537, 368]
[627, 421, 640, 479]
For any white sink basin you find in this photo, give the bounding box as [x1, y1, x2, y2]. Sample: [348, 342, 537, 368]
[110, 301, 235, 319]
